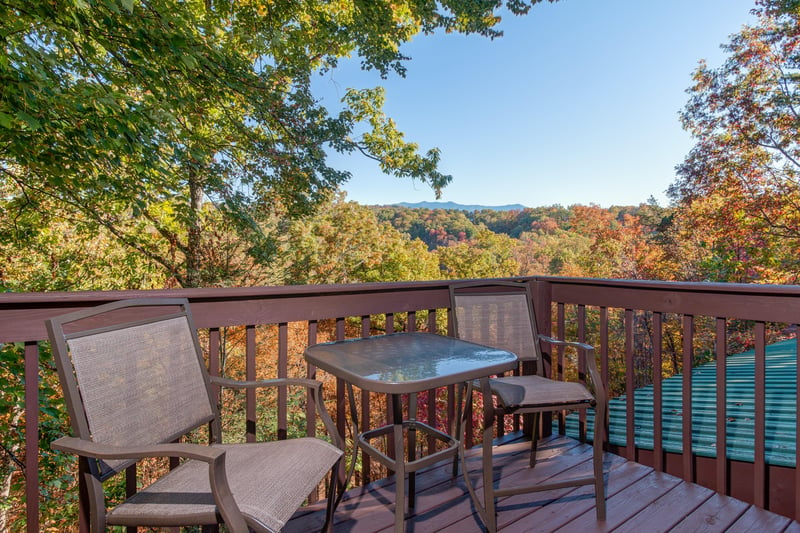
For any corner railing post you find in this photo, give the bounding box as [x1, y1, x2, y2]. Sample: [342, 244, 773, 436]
[530, 278, 553, 439]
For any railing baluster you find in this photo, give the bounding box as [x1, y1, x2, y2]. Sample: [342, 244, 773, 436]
[578, 304, 587, 442]
[306, 320, 320, 504]
[682, 315, 694, 482]
[306, 320, 318, 439]
[425, 310, 441, 449]
[600, 306, 609, 451]
[653, 312, 663, 472]
[278, 322, 288, 440]
[208, 327, 221, 401]
[446, 307, 458, 442]
[360, 316, 371, 483]
[556, 302, 566, 434]
[246, 324, 256, 443]
[25, 341, 39, 533]
[334, 317, 346, 464]
[600, 307, 609, 408]
[715, 317, 727, 495]
[386, 312, 397, 461]
[625, 309, 635, 461]
[754, 321, 766, 508]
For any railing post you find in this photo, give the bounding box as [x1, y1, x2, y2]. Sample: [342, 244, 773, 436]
[531, 279, 553, 438]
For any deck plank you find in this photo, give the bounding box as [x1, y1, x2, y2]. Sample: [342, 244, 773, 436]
[613, 477, 716, 533]
[670, 492, 750, 532]
[726, 505, 792, 532]
[554, 470, 683, 532]
[284, 434, 799, 532]
[500, 460, 650, 533]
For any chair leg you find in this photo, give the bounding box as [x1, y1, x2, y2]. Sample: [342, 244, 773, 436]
[322, 460, 343, 532]
[528, 412, 540, 468]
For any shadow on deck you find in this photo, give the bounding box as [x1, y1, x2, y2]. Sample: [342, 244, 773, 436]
[286, 434, 800, 532]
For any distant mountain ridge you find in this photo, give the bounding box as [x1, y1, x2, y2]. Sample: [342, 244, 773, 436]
[395, 201, 527, 212]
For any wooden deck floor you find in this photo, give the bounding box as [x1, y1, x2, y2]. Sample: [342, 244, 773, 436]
[285, 434, 800, 532]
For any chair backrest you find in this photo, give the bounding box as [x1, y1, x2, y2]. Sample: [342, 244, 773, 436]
[450, 281, 542, 365]
[46, 298, 217, 477]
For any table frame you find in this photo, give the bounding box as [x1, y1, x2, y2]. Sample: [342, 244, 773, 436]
[304, 332, 518, 532]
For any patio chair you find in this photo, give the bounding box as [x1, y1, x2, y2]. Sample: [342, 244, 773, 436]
[449, 280, 606, 532]
[46, 298, 344, 533]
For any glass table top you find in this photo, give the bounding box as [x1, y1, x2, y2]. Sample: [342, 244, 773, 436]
[304, 332, 518, 394]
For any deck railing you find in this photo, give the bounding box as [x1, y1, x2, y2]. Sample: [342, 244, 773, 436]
[2, 276, 800, 530]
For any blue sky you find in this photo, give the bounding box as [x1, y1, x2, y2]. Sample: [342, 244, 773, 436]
[314, 0, 758, 208]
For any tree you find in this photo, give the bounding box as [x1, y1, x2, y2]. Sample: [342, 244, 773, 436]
[1, 0, 554, 288]
[560, 204, 669, 280]
[670, 0, 800, 282]
[437, 226, 520, 279]
[279, 194, 439, 285]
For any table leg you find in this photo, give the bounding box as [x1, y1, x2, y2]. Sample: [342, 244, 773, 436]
[391, 394, 405, 533]
[407, 393, 417, 511]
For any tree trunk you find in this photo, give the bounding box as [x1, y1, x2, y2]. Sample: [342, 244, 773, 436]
[185, 166, 204, 288]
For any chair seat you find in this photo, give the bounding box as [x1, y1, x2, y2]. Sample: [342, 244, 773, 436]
[487, 374, 596, 412]
[107, 438, 343, 532]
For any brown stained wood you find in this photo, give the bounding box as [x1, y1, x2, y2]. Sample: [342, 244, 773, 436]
[286, 434, 799, 533]
[437, 440, 622, 533]
[754, 322, 767, 509]
[614, 480, 715, 533]
[555, 470, 682, 532]
[278, 322, 288, 440]
[493, 454, 630, 532]
[11, 277, 800, 342]
[653, 311, 663, 473]
[497, 461, 648, 533]
[14, 277, 800, 529]
[625, 309, 635, 460]
[726, 505, 792, 533]
[24, 342, 39, 533]
[245, 324, 256, 443]
[548, 279, 800, 324]
[670, 493, 750, 532]
[682, 314, 694, 482]
[715, 317, 727, 495]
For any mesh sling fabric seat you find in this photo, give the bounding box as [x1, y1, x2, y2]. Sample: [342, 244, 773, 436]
[46, 298, 344, 533]
[450, 281, 607, 532]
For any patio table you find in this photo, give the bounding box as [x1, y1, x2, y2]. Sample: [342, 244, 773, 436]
[304, 331, 518, 532]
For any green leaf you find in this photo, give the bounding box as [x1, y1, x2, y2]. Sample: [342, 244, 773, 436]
[0, 112, 13, 128]
[16, 111, 40, 130]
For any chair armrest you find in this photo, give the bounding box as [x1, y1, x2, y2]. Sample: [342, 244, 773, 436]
[208, 376, 344, 451]
[537, 334, 607, 401]
[52, 436, 223, 462]
[538, 334, 594, 354]
[51, 437, 248, 533]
